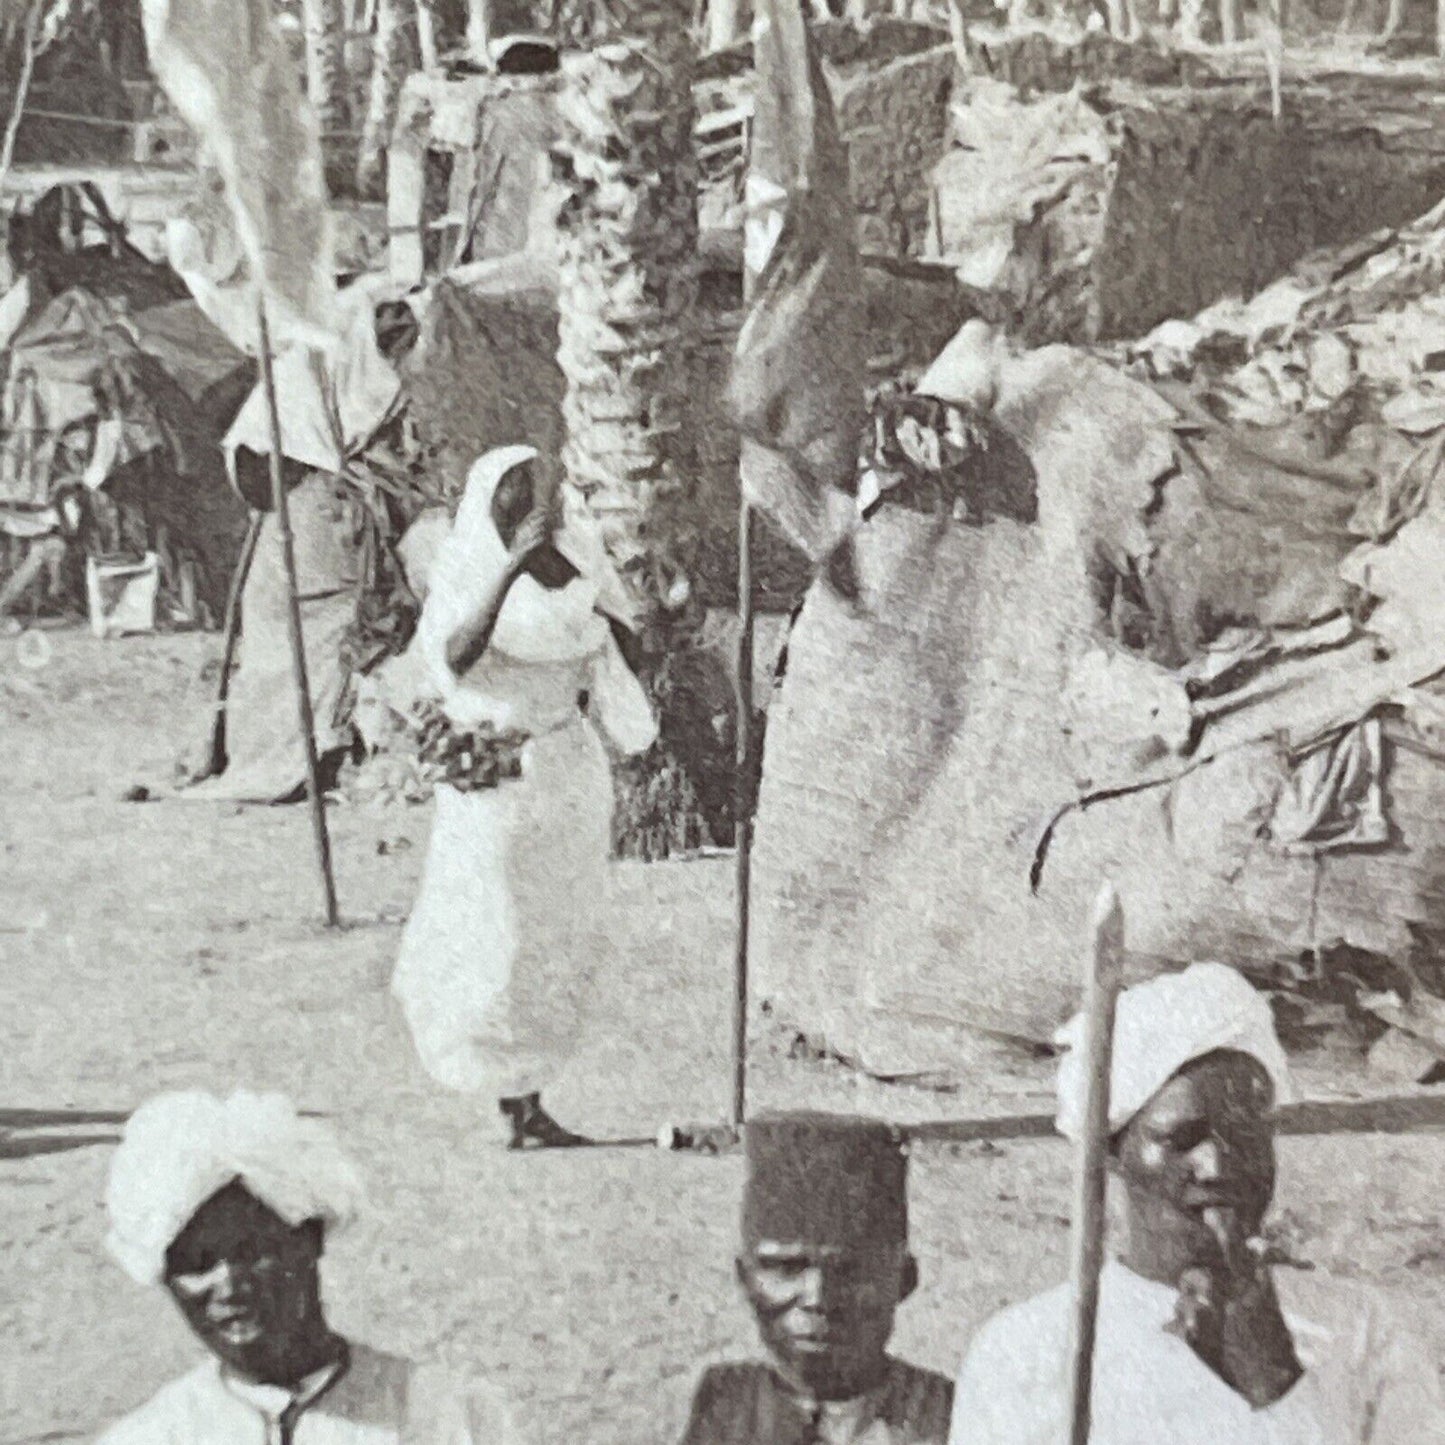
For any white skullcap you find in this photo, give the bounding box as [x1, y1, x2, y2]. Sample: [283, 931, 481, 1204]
[1054, 963, 1294, 1142]
[105, 1090, 365, 1287]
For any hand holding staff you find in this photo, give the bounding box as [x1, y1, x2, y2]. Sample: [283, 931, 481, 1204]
[1067, 882, 1125, 1445]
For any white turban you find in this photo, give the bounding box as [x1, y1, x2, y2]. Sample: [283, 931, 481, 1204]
[105, 1090, 366, 1287]
[1054, 963, 1294, 1142]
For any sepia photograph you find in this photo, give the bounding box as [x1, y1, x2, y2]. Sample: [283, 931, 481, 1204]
[4, 0, 1445, 1440]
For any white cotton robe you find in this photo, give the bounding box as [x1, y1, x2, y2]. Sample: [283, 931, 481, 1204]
[949, 1260, 1444, 1445]
[96, 1345, 522, 1445]
[390, 447, 657, 1099]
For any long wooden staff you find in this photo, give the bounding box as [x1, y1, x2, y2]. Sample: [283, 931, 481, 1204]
[257, 300, 339, 927]
[1067, 882, 1125, 1445]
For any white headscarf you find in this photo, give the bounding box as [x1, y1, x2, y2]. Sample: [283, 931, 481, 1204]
[419, 442, 644, 696]
[1054, 962, 1295, 1142]
[104, 1090, 365, 1287]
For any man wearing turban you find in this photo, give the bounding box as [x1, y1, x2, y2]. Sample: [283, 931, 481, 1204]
[97, 1090, 523, 1445]
[949, 963, 1444, 1444]
[680, 1111, 953, 1444]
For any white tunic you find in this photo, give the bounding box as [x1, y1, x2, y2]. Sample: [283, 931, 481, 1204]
[389, 450, 657, 1099]
[390, 639, 654, 1097]
[96, 1345, 522, 1445]
[949, 1261, 1443, 1445]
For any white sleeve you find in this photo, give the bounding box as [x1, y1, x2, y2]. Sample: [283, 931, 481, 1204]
[950, 1313, 1035, 1445]
[92, 1388, 181, 1445]
[397, 509, 452, 602]
[462, 1381, 527, 1445]
[94, 1418, 144, 1445]
[415, 527, 467, 682]
[1360, 1293, 1445, 1444]
[587, 632, 658, 757]
[413, 532, 518, 732]
[408, 1366, 526, 1445]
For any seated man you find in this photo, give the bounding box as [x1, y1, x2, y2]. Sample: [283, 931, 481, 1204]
[97, 1089, 522, 1445]
[950, 962, 1445, 1444]
[682, 1111, 953, 1445]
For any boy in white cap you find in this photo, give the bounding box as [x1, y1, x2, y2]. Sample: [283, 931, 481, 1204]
[97, 1090, 522, 1445]
[949, 963, 1444, 1444]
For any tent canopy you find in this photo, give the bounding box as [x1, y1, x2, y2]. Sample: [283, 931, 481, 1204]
[0, 282, 254, 614]
[0, 285, 251, 501]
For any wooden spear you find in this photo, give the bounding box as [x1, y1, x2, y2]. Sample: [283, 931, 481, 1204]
[1066, 881, 1125, 1445]
[256, 301, 339, 927]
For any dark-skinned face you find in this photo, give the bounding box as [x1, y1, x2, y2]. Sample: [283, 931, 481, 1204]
[490, 463, 576, 591]
[490, 464, 535, 549]
[1112, 1049, 1276, 1279]
[737, 1238, 918, 1401]
[163, 1181, 327, 1385]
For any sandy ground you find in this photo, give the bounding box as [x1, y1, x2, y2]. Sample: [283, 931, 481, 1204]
[4, 631, 1445, 1445]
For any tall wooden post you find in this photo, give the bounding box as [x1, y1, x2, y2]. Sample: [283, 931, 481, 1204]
[257, 302, 339, 928]
[732, 499, 754, 1127]
[1067, 883, 1125, 1445]
[731, 167, 767, 1129]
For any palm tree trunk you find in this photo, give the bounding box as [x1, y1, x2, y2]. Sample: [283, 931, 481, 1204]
[553, 7, 700, 631]
[356, 0, 419, 201]
[302, 0, 350, 192]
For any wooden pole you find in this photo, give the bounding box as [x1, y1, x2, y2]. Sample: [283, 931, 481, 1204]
[256, 301, 340, 928]
[731, 235, 763, 1130]
[1067, 882, 1125, 1445]
[204, 509, 264, 779]
[732, 497, 754, 1128]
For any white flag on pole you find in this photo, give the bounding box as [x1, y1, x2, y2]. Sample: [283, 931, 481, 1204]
[141, 0, 340, 348]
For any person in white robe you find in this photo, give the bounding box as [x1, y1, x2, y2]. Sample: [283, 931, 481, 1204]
[97, 1089, 521, 1445]
[949, 963, 1445, 1445]
[390, 444, 658, 1147]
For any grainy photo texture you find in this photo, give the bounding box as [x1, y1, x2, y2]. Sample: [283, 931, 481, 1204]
[5, 0, 1445, 1441]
